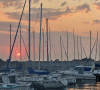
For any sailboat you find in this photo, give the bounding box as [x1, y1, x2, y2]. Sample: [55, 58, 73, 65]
[59, 31, 96, 80]
[0, 0, 37, 90]
[19, 3, 68, 89]
[57, 33, 76, 84]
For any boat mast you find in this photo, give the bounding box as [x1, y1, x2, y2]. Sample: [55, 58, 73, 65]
[39, 3, 42, 70]
[99, 40, 100, 61]
[95, 32, 98, 61]
[20, 26, 21, 62]
[49, 27, 51, 70]
[29, 0, 31, 65]
[67, 31, 68, 61]
[90, 31, 91, 59]
[46, 18, 49, 70]
[10, 25, 11, 60]
[42, 29, 44, 70]
[73, 29, 75, 59]
[33, 31, 35, 66]
[77, 36, 79, 65]
[80, 37, 82, 60]
[60, 36, 63, 70]
[10, 25, 11, 68]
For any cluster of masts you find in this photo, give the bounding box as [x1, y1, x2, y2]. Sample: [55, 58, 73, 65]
[1, 1, 100, 90]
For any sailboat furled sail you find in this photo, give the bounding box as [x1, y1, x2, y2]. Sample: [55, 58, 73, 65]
[28, 67, 50, 75]
[95, 63, 100, 67]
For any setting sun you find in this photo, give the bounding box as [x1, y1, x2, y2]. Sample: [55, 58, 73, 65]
[17, 53, 20, 56]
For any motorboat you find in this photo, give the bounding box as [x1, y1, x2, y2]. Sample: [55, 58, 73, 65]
[59, 64, 96, 80]
[50, 73, 76, 84]
[0, 72, 34, 90]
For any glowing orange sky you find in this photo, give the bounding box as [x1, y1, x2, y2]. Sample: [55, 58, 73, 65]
[0, 0, 100, 61]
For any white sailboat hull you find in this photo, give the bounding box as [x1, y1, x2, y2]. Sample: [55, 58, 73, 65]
[39, 81, 66, 89]
[65, 77, 76, 84]
[19, 76, 67, 89]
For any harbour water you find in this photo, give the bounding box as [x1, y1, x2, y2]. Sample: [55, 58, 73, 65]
[46, 80, 100, 90]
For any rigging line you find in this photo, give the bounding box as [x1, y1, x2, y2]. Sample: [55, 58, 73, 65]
[6, 0, 27, 72]
[62, 39, 71, 68]
[50, 32, 60, 58]
[30, 8, 40, 41]
[89, 38, 97, 59]
[33, 8, 40, 31]
[34, 36, 40, 60]
[34, 8, 40, 27]
[84, 35, 89, 50]
[21, 35, 29, 59]
[35, 48, 39, 61]
[95, 40, 98, 61]
[30, 9, 40, 59]
[30, 7, 40, 54]
[61, 39, 67, 60]
[95, 32, 98, 61]
[30, 7, 40, 42]
[81, 42, 87, 58]
[66, 32, 73, 60]
[50, 33, 57, 59]
[51, 40, 57, 59]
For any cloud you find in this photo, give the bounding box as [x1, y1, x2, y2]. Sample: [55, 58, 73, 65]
[48, 0, 52, 2]
[5, 12, 21, 20]
[33, 0, 39, 3]
[3, 4, 91, 22]
[61, 1, 67, 7]
[42, 11, 65, 20]
[41, 7, 74, 20]
[82, 21, 90, 24]
[76, 3, 91, 13]
[72, 0, 82, 2]
[66, 7, 72, 13]
[4, 7, 72, 21]
[0, 0, 23, 9]
[93, 2, 100, 10]
[0, 22, 27, 34]
[93, 19, 100, 24]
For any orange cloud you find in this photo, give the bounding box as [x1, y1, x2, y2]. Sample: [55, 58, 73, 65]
[0, 4, 4, 7]
[82, 21, 90, 24]
[75, 3, 91, 13]
[0, 30, 16, 34]
[0, 1, 23, 9]
[61, 14, 73, 18]
[92, 3, 100, 10]
[1, 18, 6, 20]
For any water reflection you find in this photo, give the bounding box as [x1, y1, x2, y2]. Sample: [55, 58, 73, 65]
[67, 80, 97, 90]
[46, 80, 100, 90]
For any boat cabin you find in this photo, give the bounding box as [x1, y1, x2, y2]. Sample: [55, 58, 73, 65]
[72, 65, 94, 72]
[0, 73, 18, 85]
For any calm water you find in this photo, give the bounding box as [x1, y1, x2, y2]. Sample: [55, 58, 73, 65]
[46, 80, 100, 90]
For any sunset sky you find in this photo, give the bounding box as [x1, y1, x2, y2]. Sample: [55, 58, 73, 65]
[0, 0, 100, 62]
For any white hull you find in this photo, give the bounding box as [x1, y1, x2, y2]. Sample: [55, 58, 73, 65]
[60, 71, 96, 80]
[72, 74, 95, 80]
[0, 85, 34, 90]
[65, 77, 76, 84]
[39, 80, 66, 89]
[19, 76, 67, 89]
